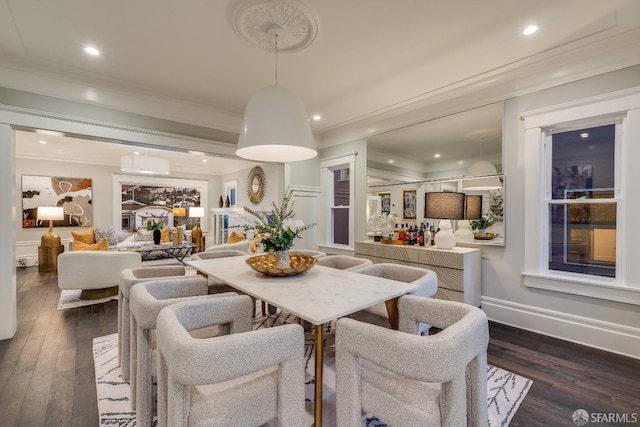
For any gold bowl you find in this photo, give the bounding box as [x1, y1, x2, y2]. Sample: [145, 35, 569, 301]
[474, 232, 500, 240]
[245, 253, 318, 277]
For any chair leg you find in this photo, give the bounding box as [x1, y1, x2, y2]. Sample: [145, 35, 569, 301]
[136, 327, 153, 427]
[157, 351, 169, 427]
[122, 297, 131, 382]
[130, 314, 137, 409]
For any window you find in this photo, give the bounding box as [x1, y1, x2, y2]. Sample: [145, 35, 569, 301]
[547, 123, 618, 278]
[321, 155, 356, 248]
[522, 88, 640, 305]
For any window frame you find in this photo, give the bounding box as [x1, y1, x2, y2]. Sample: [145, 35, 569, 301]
[522, 88, 640, 305]
[320, 155, 356, 250]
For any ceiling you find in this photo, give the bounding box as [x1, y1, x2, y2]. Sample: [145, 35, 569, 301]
[2, 0, 640, 174]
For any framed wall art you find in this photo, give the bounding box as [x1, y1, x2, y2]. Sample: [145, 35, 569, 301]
[21, 175, 93, 228]
[379, 192, 391, 215]
[402, 189, 417, 220]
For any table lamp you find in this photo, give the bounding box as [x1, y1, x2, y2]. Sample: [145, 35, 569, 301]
[172, 207, 186, 227]
[425, 192, 465, 249]
[455, 195, 482, 242]
[37, 206, 64, 247]
[37, 206, 65, 272]
[189, 207, 205, 243]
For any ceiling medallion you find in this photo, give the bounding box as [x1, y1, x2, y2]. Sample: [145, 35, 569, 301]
[230, 0, 319, 53]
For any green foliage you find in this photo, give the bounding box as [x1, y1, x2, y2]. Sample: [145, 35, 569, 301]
[470, 213, 496, 231]
[146, 219, 165, 231]
[236, 190, 316, 252]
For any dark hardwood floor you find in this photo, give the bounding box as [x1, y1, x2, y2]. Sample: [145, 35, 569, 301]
[1, 267, 639, 426]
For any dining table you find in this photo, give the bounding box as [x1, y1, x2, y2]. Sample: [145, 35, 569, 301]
[187, 255, 418, 427]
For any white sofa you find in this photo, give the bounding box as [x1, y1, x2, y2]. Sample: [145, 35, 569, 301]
[57, 251, 141, 298]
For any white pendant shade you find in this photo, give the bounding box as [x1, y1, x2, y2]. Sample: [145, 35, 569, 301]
[120, 155, 170, 175]
[236, 85, 317, 163]
[463, 160, 502, 190]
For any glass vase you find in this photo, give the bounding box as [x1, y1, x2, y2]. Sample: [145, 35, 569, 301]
[274, 249, 290, 269]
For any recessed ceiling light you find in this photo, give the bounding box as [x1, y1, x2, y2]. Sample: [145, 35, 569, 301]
[434, 153, 441, 158]
[581, 132, 589, 138]
[39, 140, 47, 144]
[312, 114, 322, 121]
[84, 46, 100, 56]
[202, 159, 208, 163]
[133, 151, 140, 155]
[388, 159, 394, 164]
[522, 25, 539, 35]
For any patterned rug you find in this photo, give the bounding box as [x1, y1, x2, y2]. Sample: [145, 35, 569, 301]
[57, 289, 117, 310]
[94, 311, 532, 426]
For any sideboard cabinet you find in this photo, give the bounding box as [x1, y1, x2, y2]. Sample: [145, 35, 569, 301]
[354, 241, 481, 306]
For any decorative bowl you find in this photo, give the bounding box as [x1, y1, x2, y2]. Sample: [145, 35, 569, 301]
[473, 232, 500, 240]
[246, 253, 318, 277]
[381, 239, 407, 245]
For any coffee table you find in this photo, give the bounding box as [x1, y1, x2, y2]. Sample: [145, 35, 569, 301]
[119, 244, 197, 264]
[187, 255, 418, 426]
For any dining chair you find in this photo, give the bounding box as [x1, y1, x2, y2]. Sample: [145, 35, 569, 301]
[336, 295, 489, 426]
[316, 254, 372, 271]
[290, 249, 327, 258]
[118, 265, 187, 381]
[155, 295, 305, 427]
[350, 263, 437, 333]
[128, 276, 235, 425]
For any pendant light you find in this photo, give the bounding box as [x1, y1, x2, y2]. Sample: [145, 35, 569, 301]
[236, 25, 317, 163]
[462, 129, 501, 190]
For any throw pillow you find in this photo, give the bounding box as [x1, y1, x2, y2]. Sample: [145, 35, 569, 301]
[94, 226, 118, 246]
[137, 230, 154, 242]
[72, 238, 109, 251]
[161, 226, 171, 243]
[71, 227, 95, 245]
[227, 230, 246, 244]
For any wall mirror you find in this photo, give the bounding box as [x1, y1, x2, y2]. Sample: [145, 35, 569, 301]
[366, 102, 505, 246]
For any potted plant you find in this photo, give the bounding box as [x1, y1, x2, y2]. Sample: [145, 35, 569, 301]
[470, 213, 495, 235]
[146, 219, 165, 244]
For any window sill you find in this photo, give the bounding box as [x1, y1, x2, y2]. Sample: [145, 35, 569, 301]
[522, 271, 640, 305]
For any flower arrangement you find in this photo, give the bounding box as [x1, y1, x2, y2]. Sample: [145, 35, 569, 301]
[236, 190, 316, 255]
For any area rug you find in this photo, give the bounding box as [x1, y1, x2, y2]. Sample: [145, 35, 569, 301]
[57, 289, 118, 310]
[94, 312, 532, 426]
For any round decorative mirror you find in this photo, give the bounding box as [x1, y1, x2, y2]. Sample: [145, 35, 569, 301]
[247, 166, 266, 204]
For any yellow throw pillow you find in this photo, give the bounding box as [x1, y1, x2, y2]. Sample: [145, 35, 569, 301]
[73, 238, 109, 251]
[71, 227, 95, 245]
[227, 230, 246, 244]
[161, 226, 171, 243]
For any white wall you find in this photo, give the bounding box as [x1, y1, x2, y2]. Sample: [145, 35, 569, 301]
[482, 68, 640, 358]
[0, 124, 17, 340]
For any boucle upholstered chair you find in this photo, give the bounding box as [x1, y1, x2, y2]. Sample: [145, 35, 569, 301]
[155, 295, 305, 427]
[350, 263, 437, 333]
[118, 265, 187, 382]
[128, 277, 230, 425]
[316, 255, 373, 271]
[336, 295, 489, 426]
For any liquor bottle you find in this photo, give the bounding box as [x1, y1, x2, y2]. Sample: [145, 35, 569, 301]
[429, 224, 436, 247]
[408, 224, 415, 245]
[418, 223, 425, 246]
[399, 224, 407, 242]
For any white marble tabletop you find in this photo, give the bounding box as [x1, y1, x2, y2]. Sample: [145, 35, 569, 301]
[187, 256, 418, 325]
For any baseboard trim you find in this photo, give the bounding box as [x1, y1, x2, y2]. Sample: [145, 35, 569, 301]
[482, 296, 640, 360]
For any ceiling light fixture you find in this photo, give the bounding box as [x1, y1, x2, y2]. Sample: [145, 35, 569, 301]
[522, 25, 539, 35]
[120, 155, 170, 175]
[84, 46, 100, 56]
[233, 1, 318, 163]
[312, 114, 322, 121]
[463, 128, 502, 191]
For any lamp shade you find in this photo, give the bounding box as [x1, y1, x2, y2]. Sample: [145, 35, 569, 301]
[120, 155, 170, 175]
[462, 160, 502, 190]
[37, 206, 64, 221]
[189, 207, 205, 218]
[236, 85, 317, 163]
[173, 207, 186, 217]
[425, 192, 465, 220]
[465, 195, 483, 220]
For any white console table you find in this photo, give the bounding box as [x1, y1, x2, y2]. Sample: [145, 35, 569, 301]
[354, 241, 481, 306]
